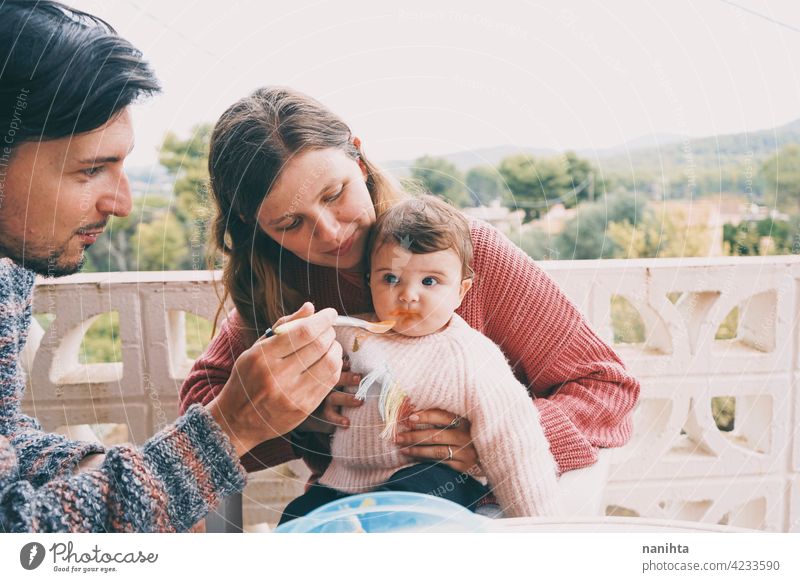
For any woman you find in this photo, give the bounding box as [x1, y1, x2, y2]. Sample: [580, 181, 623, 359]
[180, 86, 639, 488]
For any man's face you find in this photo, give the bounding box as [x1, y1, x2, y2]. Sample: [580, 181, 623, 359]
[0, 109, 134, 276]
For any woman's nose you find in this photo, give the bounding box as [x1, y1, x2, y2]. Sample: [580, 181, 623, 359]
[314, 211, 340, 243]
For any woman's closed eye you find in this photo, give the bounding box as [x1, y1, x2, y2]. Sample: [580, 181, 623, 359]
[279, 217, 302, 232]
[323, 185, 344, 204]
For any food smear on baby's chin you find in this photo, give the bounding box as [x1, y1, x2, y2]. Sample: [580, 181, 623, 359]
[388, 310, 422, 327]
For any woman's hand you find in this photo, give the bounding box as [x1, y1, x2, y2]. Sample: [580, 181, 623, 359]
[295, 356, 363, 434]
[206, 303, 343, 457]
[394, 408, 482, 476]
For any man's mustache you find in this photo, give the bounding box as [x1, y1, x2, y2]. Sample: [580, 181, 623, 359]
[75, 219, 109, 235]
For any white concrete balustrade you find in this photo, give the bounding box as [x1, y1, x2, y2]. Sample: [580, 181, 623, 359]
[19, 258, 800, 532]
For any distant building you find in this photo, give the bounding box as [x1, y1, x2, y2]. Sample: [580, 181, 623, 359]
[462, 199, 525, 235]
[652, 196, 789, 256]
[526, 203, 577, 235]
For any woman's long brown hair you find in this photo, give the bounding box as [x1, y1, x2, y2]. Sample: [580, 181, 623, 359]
[207, 87, 405, 336]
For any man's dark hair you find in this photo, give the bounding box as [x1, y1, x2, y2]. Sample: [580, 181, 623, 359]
[0, 0, 160, 150]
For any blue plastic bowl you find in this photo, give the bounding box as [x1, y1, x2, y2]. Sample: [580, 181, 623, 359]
[274, 491, 489, 533]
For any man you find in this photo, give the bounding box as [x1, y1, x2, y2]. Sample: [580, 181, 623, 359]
[0, 0, 342, 532]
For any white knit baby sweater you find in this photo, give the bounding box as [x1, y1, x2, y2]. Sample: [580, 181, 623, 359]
[320, 314, 563, 517]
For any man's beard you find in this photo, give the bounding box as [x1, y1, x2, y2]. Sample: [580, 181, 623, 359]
[0, 237, 86, 277]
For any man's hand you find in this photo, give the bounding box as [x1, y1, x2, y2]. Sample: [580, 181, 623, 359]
[207, 303, 343, 457]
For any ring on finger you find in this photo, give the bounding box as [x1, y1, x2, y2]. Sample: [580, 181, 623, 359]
[448, 416, 462, 429]
[446, 445, 454, 461]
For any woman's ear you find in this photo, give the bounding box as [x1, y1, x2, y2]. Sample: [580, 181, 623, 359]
[352, 136, 367, 178]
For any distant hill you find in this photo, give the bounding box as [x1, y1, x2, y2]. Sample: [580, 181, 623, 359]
[131, 118, 800, 198]
[383, 119, 800, 197]
[592, 119, 800, 197]
[596, 118, 800, 175]
[383, 145, 557, 176]
[586, 133, 687, 158]
[126, 164, 174, 198]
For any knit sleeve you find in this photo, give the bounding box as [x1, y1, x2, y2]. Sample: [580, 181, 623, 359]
[0, 405, 247, 532]
[461, 336, 562, 518]
[179, 310, 299, 471]
[470, 222, 641, 474]
[179, 309, 251, 412]
[0, 261, 105, 486]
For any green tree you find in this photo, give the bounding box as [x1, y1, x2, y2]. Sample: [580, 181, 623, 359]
[563, 151, 596, 203]
[465, 165, 511, 206]
[84, 194, 172, 272]
[606, 208, 712, 258]
[723, 217, 800, 256]
[516, 227, 558, 260]
[723, 222, 761, 256]
[761, 144, 800, 213]
[410, 155, 468, 207]
[131, 212, 188, 271]
[159, 124, 213, 267]
[498, 155, 566, 219]
[497, 152, 596, 219]
[553, 192, 644, 259]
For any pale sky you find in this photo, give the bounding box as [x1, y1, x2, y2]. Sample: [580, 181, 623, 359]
[66, 0, 800, 168]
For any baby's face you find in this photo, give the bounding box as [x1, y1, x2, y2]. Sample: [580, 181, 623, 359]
[369, 242, 472, 337]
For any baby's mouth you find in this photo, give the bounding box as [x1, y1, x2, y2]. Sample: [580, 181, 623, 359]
[389, 309, 422, 321]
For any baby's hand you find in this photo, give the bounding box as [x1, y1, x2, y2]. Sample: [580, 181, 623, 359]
[296, 357, 363, 433]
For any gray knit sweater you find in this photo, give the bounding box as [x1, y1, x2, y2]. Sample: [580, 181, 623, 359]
[0, 259, 246, 532]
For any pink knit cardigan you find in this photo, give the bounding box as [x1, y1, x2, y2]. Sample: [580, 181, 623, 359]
[180, 220, 640, 477]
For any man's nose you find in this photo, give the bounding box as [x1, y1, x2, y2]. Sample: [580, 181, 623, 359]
[96, 172, 132, 218]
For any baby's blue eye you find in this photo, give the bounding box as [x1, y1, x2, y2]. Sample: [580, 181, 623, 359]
[422, 277, 438, 286]
[383, 273, 399, 284]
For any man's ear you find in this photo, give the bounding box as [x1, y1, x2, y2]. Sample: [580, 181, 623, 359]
[458, 277, 473, 302]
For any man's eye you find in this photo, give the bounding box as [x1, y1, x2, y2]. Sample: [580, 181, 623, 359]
[82, 166, 103, 177]
[422, 277, 438, 286]
[383, 273, 399, 284]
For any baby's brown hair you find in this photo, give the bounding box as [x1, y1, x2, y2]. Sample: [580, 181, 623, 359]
[367, 194, 474, 280]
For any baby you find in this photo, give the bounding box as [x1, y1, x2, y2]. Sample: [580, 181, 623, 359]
[279, 195, 562, 524]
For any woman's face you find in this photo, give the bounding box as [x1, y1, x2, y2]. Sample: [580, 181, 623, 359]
[256, 148, 377, 270]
